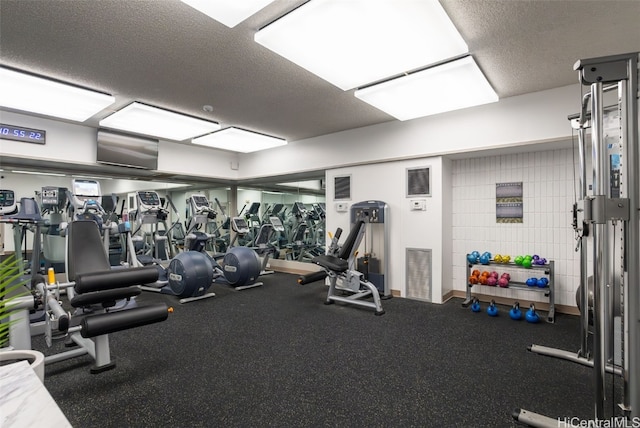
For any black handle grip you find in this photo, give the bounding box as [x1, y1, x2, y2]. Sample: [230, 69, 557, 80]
[334, 228, 342, 240]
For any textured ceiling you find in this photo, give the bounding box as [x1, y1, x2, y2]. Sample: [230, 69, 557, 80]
[0, 0, 639, 145]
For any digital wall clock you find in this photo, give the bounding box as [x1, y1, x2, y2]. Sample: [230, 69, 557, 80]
[0, 123, 46, 144]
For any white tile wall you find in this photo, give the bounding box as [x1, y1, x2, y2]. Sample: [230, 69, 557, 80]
[452, 149, 580, 307]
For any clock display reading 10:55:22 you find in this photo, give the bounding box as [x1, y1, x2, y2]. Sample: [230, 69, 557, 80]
[0, 123, 46, 144]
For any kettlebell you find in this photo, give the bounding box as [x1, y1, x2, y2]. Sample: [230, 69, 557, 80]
[525, 304, 540, 323]
[536, 277, 549, 288]
[526, 277, 538, 287]
[487, 299, 499, 317]
[471, 298, 481, 313]
[509, 302, 522, 320]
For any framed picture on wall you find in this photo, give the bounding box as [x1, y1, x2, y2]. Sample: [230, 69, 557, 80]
[334, 175, 351, 200]
[406, 166, 431, 197]
[496, 182, 523, 223]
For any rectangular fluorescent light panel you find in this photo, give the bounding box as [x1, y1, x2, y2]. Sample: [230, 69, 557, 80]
[192, 127, 286, 153]
[99, 102, 220, 141]
[354, 56, 498, 121]
[0, 67, 115, 122]
[255, 0, 468, 91]
[181, 0, 275, 28]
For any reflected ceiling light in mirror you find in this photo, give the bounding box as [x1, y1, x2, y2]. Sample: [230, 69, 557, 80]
[0, 67, 115, 122]
[192, 127, 287, 153]
[11, 170, 66, 177]
[72, 175, 114, 181]
[180, 0, 275, 28]
[99, 102, 220, 141]
[254, 0, 467, 91]
[354, 56, 498, 121]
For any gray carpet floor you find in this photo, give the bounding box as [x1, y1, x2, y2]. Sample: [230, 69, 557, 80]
[31, 272, 611, 427]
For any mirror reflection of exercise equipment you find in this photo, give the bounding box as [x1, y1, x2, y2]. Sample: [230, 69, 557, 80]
[128, 191, 262, 302]
[350, 200, 391, 298]
[514, 52, 639, 426]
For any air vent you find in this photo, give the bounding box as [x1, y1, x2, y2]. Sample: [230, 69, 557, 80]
[406, 248, 432, 301]
[407, 167, 430, 196]
[334, 175, 351, 200]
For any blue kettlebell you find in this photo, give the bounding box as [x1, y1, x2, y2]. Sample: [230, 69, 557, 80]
[467, 253, 478, 264]
[487, 299, 499, 317]
[526, 277, 538, 287]
[479, 254, 491, 265]
[537, 277, 549, 288]
[471, 298, 481, 313]
[509, 302, 522, 320]
[525, 304, 540, 323]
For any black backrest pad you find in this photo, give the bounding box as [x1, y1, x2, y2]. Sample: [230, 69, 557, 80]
[67, 220, 111, 281]
[338, 220, 364, 260]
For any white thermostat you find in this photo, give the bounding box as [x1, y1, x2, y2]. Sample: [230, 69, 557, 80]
[410, 199, 427, 211]
[335, 202, 349, 212]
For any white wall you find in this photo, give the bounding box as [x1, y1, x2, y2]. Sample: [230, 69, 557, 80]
[326, 156, 447, 301]
[239, 84, 578, 180]
[451, 148, 578, 307]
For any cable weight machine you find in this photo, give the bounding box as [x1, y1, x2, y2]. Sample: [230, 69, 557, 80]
[513, 52, 639, 426]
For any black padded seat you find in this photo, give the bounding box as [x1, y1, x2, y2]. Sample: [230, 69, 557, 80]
[312, 254, 348, 273]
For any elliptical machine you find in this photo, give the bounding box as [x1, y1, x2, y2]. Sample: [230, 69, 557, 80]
[127, 191, 215, 303]
[130, 191, 263, 302]
[188, 195, 263, 291]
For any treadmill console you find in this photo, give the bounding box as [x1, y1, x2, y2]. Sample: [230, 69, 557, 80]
[247, 202, 261, 215]
[71, 179, 101, 208]
[271, 203, 284, 215]
[0, 189, 17, 215]
[41, 186, 68, 211]
[269, 216, 285, 232]
[137, 191, 161, 210]
[190, 194, 210, 212]
[292, 202, 306, 215]
[231, 217, 249, 233]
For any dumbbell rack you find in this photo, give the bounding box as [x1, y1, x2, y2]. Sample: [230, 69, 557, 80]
[461, 256, 555, 323]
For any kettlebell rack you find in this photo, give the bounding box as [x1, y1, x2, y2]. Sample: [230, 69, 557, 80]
[461, 256, 555, 323]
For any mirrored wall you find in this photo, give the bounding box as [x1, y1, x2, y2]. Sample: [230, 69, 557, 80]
[0, 169, 325, 262]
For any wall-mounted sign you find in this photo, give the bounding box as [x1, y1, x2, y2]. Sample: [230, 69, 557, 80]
[496, 182, 523, 223]
[0, 123, 46, 144]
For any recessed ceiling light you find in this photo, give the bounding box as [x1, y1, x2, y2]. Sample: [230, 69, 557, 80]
[354, 56, 498, 121]
[181, 0, 275, 28]
[0, 67, 114, 122]
[255, 0, 468, 90]
[99, 102, 220, 141]
[192, 127, 287, 153]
